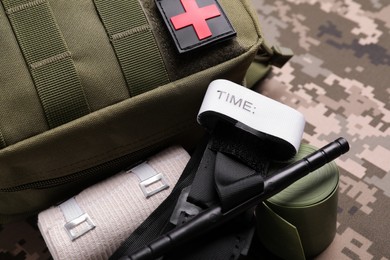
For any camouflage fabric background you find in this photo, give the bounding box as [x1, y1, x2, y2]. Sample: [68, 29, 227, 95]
[1, 0, 389, 259]
[253, 0, 390, 259]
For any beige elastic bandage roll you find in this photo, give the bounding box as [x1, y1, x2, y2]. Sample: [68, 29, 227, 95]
[38, 146, 190, 260]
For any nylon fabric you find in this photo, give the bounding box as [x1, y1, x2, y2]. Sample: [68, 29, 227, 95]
[49, 0, 131, 112]
[161, 142, 263, 260]
[0, 43, 260, 222]
[188, 122, 269, 208]
[223, 0, 261, 49]
[245, 61, 271, 88]
[187, 145, 218, 208]
[188, 123, 269, 211]
[93, 0, 170, 96]
[166, 217, 254, 260]
[31, 57, 91, 128]
[0, 0, 264, 222]
[0, 0, 261, 150]
[181, 126, 267, 259]
[0, 129, 6, 149]
[211, 122, 270, 172]
[214, 152, 264, 212]
[1, 0, 90, 128]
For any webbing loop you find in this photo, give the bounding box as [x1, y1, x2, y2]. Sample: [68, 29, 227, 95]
[1, 0, 90, 128]
[256, 41, 294, 68]
[93, 0, 170, 97]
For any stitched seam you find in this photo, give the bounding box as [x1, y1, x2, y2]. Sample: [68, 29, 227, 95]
[6, 0, 46, 14]
[30, 51, 72, 69]
[4, 119, 195, 184]
[111, 25, 151, 41]
[149, 5, 173, 80]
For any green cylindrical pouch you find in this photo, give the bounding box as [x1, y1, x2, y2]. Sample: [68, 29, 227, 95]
[255, 144, 339, 259]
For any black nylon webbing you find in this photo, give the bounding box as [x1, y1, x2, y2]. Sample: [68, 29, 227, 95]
[214, 152, 264, 212]
[166, 217, 254, 260]
[186, 145, 218, 208]
[188, 123, 268, 212]
[162, 124, 268, 260]
[211, 122, 271, 173]
[175, 124, 268, 259]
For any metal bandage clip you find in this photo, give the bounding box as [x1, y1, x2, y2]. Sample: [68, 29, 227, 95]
[59, 198, 96, 241]
[130, 162, 170, 198]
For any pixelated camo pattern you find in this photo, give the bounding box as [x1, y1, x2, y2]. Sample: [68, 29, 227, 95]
[253, 0, 390, 259]
[1, 0, 389, 259]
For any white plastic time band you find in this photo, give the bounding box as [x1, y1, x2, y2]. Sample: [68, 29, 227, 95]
[197, 79, 305, 155]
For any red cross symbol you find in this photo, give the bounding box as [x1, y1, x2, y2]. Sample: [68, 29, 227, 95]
[170, 0, 221, 40]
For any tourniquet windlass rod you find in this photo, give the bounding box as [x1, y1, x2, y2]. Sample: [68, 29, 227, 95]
[123, 137, 350, 260]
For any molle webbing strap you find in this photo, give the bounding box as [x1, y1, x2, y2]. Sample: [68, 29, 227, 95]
[2, 0, 90, 128]
[93, 0, 170, 97]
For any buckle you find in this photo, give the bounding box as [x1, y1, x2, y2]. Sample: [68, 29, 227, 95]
[139, 173, 169, 198]
[170, 186, 201, 225]
[64, 213, 96, 241]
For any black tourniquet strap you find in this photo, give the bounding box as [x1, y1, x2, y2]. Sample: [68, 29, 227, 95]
[165, 215, 255, 260]
[188, 123, 268, 213]
[214, 152, 264, 212]
[185, 144, 218, 208]
[111, 80, 305, 260]
[167, 124, 268, 260]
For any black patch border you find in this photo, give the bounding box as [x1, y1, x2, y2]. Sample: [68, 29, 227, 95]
[155, 0, 236, 53]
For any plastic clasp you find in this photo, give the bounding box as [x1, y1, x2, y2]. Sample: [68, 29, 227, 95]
[64, 213, 96, 241]
[139, 173, 169, 198]
[170, 186, 201, 225]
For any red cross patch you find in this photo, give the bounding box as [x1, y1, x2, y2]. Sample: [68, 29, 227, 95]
[156, 0, 236, 53]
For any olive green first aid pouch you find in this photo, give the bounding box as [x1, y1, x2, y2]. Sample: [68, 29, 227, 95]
[0, 0, 277, 223]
